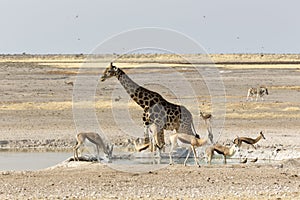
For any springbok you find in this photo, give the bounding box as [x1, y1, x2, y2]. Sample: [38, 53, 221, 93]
[200, 111, 212, 123]
[133, 138, 150, 152]
[200, 111, 213, 143]
[206, 143, 240, 164]
[246, 86, 269, 101]
[233, 131, 266, 149]
[169, 133, 207, 167]
[73, 132, 114, 162]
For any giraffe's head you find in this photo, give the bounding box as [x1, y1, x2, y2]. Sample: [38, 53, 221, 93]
[101, 62, 118, 82]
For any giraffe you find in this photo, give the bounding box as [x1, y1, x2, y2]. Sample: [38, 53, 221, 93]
[101, 63, 200, 156]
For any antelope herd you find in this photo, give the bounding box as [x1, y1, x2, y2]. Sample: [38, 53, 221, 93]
[73, 129, 266, 166]
[72, 63, 269, 167]
[73, 116, 266, 166]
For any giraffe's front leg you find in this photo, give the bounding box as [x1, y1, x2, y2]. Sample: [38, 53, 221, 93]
[147, 125, 157, 155]
[148, 124, 164, 158]
[154, 129, 165, 158]
[142, 112, 152, 150]
[148, 125, 156, 153]
[143, 125, 150, 144]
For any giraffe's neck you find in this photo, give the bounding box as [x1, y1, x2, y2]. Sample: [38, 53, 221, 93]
[116, 68, 146, 108]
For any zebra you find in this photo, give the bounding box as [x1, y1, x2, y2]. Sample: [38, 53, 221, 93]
[246, 86, 269, 101]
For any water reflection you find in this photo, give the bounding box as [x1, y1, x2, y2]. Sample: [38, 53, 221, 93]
[0, 151, 279, 172]
[0, 151, 71, 171]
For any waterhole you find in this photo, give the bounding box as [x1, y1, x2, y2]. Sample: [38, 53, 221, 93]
[0, 151, 279, 172]
[0, 151, 71, 171]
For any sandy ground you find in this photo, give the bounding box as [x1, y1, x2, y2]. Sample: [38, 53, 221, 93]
[0, 54, 300, 199]
[1, 160, 299, 199]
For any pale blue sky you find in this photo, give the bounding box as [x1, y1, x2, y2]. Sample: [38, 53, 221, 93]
[1, 0, 299, 54]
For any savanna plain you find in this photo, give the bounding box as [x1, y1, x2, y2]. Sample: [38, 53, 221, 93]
[0, 54, 299, 199]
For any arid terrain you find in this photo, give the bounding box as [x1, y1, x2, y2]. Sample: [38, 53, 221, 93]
[0, 54, 300, 199]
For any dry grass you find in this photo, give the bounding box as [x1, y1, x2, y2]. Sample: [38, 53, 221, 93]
[0, 100, 142, 111]
[218, 64, 300, 69]
[2, 53, 300, 67]
[0, 101, 72, 111]
[222, 102, 300, 119]
[270, 85, 300, 90]
[2, 99, 299, 120]
[46, 70, 78, 75]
